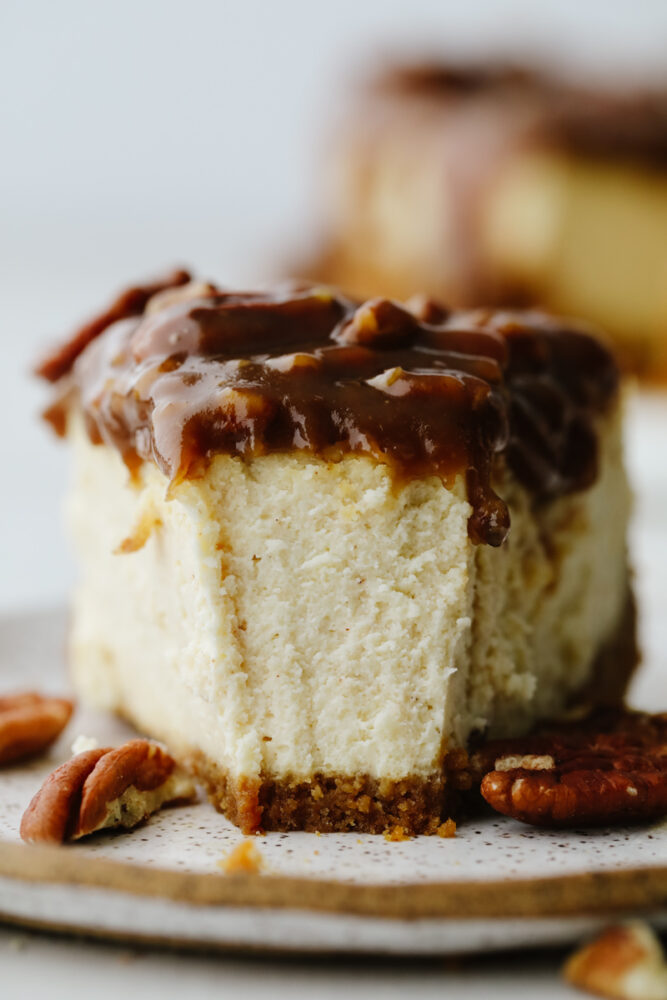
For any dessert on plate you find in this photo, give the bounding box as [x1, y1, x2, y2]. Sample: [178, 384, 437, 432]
[38, 271, 634, 834]
[307, 63, 667, 377]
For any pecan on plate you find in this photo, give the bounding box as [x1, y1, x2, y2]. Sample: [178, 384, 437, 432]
[478, 709, 667, 827]
[20, 739, 196, 844]
[564, 921, 667, 1000]
[0, 692, 74, 765]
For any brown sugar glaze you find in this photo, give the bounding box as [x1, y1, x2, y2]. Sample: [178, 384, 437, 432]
[41, 273, 618, 546]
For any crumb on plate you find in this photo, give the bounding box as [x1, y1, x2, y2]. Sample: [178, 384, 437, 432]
[218, 839, 264, 874]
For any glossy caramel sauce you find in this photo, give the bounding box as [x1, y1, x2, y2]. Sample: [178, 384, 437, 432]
[40, 274, 618, 546]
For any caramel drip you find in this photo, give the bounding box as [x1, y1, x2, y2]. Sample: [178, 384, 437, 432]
[41, 279, 618, 547]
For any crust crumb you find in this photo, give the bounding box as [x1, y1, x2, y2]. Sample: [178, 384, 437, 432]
[383, 824, 411, 842]
[218, 839, 264, 874]
[436, 818, 457, 838]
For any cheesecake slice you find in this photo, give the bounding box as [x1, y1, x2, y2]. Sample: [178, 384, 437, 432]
[39, 273, 635, 834]
[308, 64, 667, 378]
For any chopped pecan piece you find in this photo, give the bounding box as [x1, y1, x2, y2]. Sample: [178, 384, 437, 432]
[20, 739, 196, 844]
[0, 692, 73, 765]
[335, 299, 420, 349]
[35, 268, 191, 382]
[494, 753, 555, 772]
[564, 922, 667, 999]
[478, 709, 667, 827]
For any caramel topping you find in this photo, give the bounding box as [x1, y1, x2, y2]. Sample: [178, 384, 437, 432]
[35, 269, 191, 383]
[375, 63, 667, 168]
[41, 278, 618, 547]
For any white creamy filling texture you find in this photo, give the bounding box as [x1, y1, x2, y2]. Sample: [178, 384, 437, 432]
[67, 405, 629, 787]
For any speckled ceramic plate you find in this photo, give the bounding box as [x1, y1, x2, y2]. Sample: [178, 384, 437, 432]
[0, 395, 666, 956]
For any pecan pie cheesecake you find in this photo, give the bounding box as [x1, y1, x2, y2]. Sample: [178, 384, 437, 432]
[38, 271, 635, 834]
[309, 63, 667, 377]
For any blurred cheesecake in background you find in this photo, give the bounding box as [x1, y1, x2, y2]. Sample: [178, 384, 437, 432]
[38, 273, 635, 834]
[307, 64, 667, 378]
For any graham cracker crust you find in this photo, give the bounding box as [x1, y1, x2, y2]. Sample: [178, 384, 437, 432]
[185, 588, 639, 836]
[186, 759, 449, 836]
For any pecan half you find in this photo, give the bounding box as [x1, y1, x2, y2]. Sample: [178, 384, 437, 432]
[20, 739, 196, 844]
[478, 710, 667, 827]
[20, 748, 108, 843]
[0, 692, 74, 765]
[564, 922, 667, 999]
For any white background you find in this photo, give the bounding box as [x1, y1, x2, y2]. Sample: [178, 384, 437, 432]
[1, 4, 666, 996]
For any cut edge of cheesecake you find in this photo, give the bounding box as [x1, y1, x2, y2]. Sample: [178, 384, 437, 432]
[187, 590, 638, 835]
[65, 403, 635, 835]
[43, 277, 636, 835]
